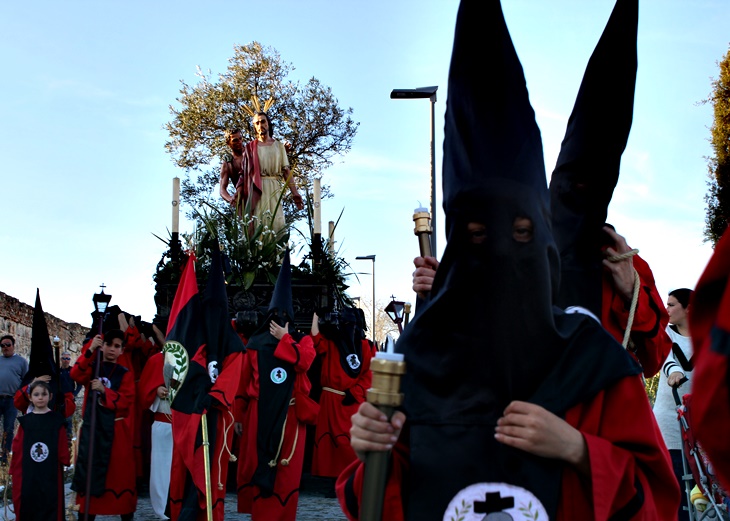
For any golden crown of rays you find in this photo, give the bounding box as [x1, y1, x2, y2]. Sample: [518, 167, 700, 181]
[241, 95, 274, 118]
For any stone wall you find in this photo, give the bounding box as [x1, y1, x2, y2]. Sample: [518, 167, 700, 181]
[0, 290, 89, 360]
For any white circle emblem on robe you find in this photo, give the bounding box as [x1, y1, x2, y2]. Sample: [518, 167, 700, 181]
[346, 354, 361, 370]
[30, 441, 49, 463]
[443, 482, 546, 521]
[270, 367, 288, 384]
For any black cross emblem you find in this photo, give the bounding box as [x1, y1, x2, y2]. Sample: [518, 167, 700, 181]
[32, 443, 44, 458]
[474, 491, 514, 516]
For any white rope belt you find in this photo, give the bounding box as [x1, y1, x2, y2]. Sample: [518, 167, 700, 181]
[605, 248, 640, 349]
[268, 398, 299, 468]
[322, 386, 345, 396]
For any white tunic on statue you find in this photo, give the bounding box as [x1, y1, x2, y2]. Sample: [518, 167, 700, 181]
[255, 141, 289, 234]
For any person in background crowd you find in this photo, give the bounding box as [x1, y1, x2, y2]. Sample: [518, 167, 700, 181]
[652, 288, 695, 521]
[0, 334, 29, 463]
[138, 351, 172, 520]
[60, 351, 81, 441]
[236, 252, 317, 521]
[310, 310, 373, 480]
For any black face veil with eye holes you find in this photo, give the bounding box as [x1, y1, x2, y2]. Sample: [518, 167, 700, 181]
[394, 1, 642, 519]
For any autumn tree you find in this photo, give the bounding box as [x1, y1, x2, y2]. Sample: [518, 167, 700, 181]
[165, 42, 359, 224]
[703, 46, 730, 245]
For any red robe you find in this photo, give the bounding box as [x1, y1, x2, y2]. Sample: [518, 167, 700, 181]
[168, 347, 243, 521]
[311, 333, 372, 477]
[688, 230, 730, 492]
[237, 333, 317, 521]
[71, 347, 137, 516]
[601, 254, 671, 377]
[233, 335, 251, 482]
[138, 352, 165, 412]
[121, 324, 160, 479]
[10, 412, 71, 521]
[336, 375, 679, 521]
[120, 324, 159, 380]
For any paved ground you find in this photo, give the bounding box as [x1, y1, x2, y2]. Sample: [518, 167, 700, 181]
[0, 466, 348, 521]
[64, 476, 348, 521]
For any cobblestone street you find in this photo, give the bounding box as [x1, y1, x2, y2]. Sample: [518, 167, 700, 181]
[66, 476, 348, 521]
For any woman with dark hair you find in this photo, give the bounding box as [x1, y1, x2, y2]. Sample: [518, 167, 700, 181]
[652, 287, 694, 520]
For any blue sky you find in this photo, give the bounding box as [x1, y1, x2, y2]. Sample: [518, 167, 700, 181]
[1, 1, 728, 328]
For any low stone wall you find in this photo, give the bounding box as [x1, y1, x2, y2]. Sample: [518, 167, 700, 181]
[0, 290, 88, 360]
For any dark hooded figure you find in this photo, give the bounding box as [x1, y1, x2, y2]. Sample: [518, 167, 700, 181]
[14, 289, 76, 417]
[311, 305, 374, 478]
[549, 0, 671, 379]
[336, 1, 679, 520]
[236, 249, 318, 521]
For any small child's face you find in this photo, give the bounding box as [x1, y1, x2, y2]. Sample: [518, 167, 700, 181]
[30, 387, 51, 409]
[101, 338, 124, 362]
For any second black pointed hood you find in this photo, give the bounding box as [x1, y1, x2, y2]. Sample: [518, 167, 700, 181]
[550, 0, 639, 313]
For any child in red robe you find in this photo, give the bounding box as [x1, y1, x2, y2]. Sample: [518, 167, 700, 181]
[71, 329, 137, 520]
[10, 380, 71, 521]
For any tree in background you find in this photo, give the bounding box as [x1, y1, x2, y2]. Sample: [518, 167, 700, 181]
[165, 42, 359, 225]
[645, 373, 659, 408]
[703, 46, 730, 246]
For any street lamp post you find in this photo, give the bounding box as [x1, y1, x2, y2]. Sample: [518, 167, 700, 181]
[391, 86, 438, 254]
[92, 284, 112, 334]
[86, 284, 112, 521]
[384, 297, 406, 334]
[356, 255, 376, 342]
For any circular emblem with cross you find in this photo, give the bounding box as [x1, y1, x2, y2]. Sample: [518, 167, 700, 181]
[347, 354, 361, 370]
[444, 482, 546, 521]
[270, 367, 288, 384]
[30, 441, 49, 463]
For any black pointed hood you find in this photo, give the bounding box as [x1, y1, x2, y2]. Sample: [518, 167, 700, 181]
[318, 306, 365, 379]
[203, 244, 246, 368]
[441, 0, 549, 230]
[550, 0, 638, 313]
[399, 0, 560, 421]
[24, 289, 57, 385]
[268, 248, 294, 325]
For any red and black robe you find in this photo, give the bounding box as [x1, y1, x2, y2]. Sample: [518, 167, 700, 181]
[71, 347, 137, 516]
[10, 411, 70, 521]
